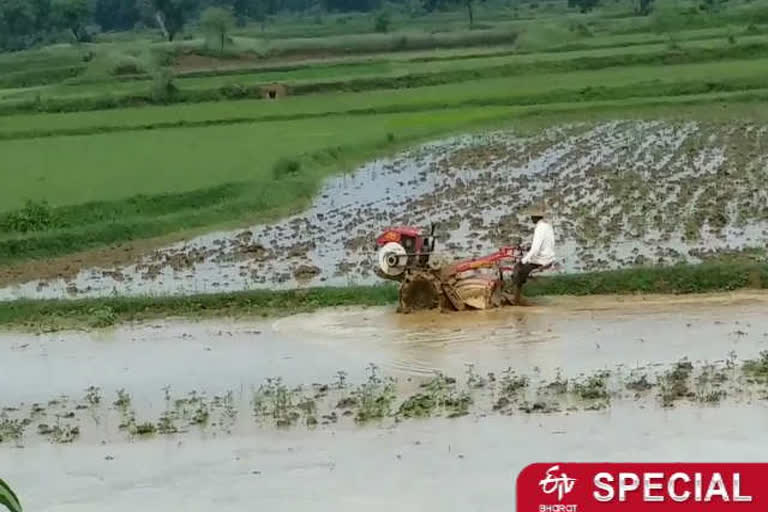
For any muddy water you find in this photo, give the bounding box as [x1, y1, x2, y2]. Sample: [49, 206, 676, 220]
[274, 292, 768, 377]
[2, 120, 767, 300]
[7, 405, 768, 512]
[3, 292, 767, 404]
[0, 319, 374, 406]
[3, 293, 768, 510]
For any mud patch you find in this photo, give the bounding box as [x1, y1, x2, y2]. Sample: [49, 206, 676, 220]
[3, 121, 768, 300]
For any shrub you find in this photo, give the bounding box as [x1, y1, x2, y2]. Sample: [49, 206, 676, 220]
[151, 69, 177, 103]
[110, 55, 145, 76]
[219, 83, 252, 99]
[0, 200, 53, 233]
[568, 21, 594, 37]
[200, 7, 236, 54]
[88, 306, 117, 328]
[272, 158, 301, 180]
[374, 11, 392, 33]
[0, 66, 85, 89]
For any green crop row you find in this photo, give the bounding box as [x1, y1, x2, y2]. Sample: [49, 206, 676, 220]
[3, 38, 768, 116]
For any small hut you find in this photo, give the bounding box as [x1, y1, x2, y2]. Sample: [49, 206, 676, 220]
[261, 83, 288, 100]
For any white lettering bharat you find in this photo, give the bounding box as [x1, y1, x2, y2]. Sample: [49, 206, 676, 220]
[592, 472, 753, 503]
[539, 505, 578, 512]
[539, 465, 577, 501]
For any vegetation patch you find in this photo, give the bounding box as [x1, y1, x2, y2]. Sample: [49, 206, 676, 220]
[742, 351, 768, 383]
[658, 360, 695, 407]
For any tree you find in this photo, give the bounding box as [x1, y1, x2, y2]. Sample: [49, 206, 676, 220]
[651, 4, 684, 36]
[567, 0, 599, 13]
[230, 0, 250, 25]
[52, 0, 93, 42]
[464, 0, 483, 28]
[0, 0, 37, 49]
[30, 0, 53, 31]
[631, 0, 654, 15]
[0, 0, 35, 35]
[200, 6, 234, 53]
[93, 0, 140, 31]
[422, 0, 483, 28]
[373, 9, 390, 32]
[323, 0, 380, 13]
[250, 0, 267, 29]
[151, 0, 199, 41]
[700, 0, 719, 13]
[221, 0, 266, 27]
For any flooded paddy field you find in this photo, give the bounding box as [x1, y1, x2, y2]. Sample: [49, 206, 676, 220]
[3, 292, 768, 510]
[1, 120, 767, 300]
[9, 405, 768, 512]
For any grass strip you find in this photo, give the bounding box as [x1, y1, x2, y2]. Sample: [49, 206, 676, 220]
[526, 262, 768, 296]
[2, 261, 765, 331]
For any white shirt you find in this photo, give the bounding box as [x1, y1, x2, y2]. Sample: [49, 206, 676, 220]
[522, 219, 555, 266]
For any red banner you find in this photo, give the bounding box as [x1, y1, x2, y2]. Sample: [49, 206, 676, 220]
[517, 463, 768, 511]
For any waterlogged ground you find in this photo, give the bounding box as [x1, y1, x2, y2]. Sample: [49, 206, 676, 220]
[2, 120, 767, 299]
[4, 293, 768, 510]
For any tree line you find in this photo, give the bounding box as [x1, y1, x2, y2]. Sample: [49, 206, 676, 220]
[0, 0, 259, 49]
[0, 0, 634, 51]
[0, 0, 420, 49]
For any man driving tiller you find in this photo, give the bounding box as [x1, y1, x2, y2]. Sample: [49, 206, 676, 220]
[373, 205, 557, 312]
[511, 206, 556, 307]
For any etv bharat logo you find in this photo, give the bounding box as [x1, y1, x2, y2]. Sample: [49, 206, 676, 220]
[0, 479, 22, 512]
[539, 465, 577, 501]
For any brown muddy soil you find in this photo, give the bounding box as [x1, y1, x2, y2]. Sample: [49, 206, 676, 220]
[2, 120, 767, 301]
[0, 235, 183, 288]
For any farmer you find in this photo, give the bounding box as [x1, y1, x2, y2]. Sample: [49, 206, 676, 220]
[513, 206, 556, 306]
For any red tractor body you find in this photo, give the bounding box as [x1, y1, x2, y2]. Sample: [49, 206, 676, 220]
[373, 224, 545, 312]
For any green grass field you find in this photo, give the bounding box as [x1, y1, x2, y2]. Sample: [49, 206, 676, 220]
[2, 0, 768, 266]
[5, 50, 768, 208]
[4, 46, 768, 138]
[1, 107, 514, 208]
[3, 31, 768, 114]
